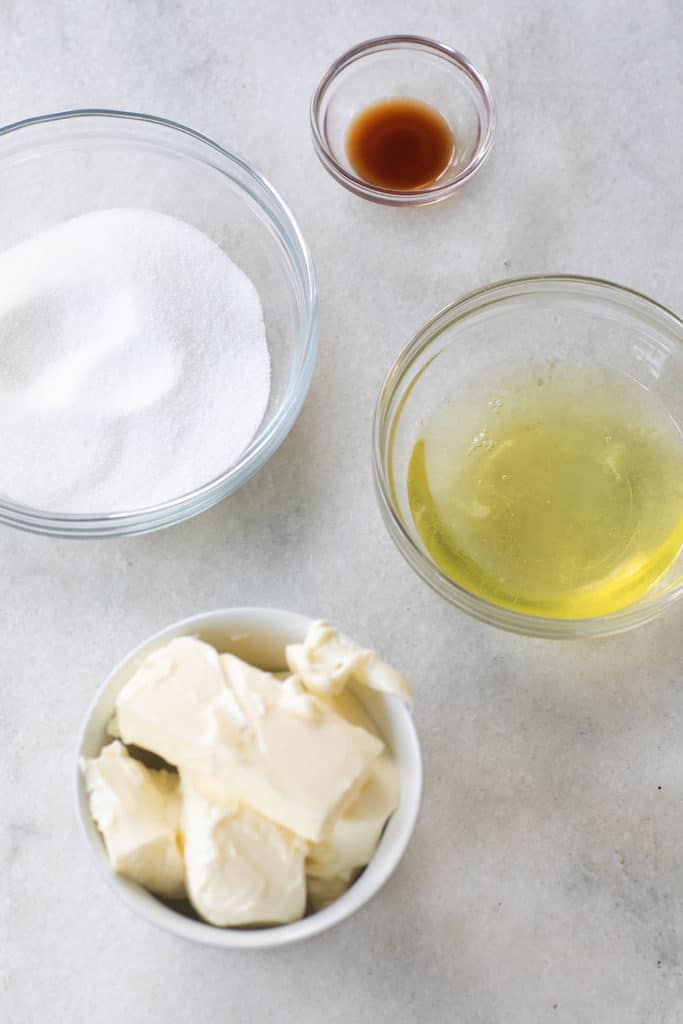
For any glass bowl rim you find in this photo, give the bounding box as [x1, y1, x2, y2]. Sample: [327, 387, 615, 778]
[372, 273, 683, 638]
[310, 34, 496, 207]
[0, 108, 319, 537]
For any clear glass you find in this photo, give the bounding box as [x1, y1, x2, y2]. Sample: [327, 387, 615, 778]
[0, 110, 318, 537]
[373, 276, 683, 638]
[310, 35, 496, 206]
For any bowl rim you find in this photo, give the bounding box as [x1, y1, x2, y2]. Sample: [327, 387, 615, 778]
[0, 108, 319, 538]
[373, 273, 683, 639]
[310, 34, 496, 206]
[75, 606, 423, 949]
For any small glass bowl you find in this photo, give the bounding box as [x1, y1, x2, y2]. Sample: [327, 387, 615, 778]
[310, 35, 496, 206]
[373, 276, 683, 639]
[0, 110, 318, 538]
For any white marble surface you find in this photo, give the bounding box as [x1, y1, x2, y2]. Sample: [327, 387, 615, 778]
[2, 1, 683, 1021]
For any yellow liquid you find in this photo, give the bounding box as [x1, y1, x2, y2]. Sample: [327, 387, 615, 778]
[407, 366, 683, 618]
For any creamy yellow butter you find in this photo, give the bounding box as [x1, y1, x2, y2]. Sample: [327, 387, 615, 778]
[85, 623, 412, 927]
[306, 690, 399, 910]
[82, 741, 184, 899]
[115, 636, 383, 842]
[180, 774, 307, 926]
[286, 621, 412, 704]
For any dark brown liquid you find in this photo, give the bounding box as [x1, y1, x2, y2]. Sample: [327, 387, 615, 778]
[346, 97, 454, 190]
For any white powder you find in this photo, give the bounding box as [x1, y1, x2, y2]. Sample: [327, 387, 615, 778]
[0, 208, 271, 513]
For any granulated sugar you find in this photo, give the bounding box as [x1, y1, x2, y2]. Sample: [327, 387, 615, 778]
[0, 208, 271, 513]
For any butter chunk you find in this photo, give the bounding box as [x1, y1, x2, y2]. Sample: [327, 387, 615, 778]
[82, 741, 184, 899]
[180, 775, 306, 926]
[306, 690, 399, 910]
[115, 636, 247, 767]
[115, 637, 383, 842]
[286, 620, 412, 704]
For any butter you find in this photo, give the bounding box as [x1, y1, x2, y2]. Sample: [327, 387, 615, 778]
[286, 620, 412, 704]
[306, 690, 399, 909]
[115, 637, 383, 841]
[87, 624, 411, 928]
[180, 774, 306, 926]
[82, 741, 184, 899]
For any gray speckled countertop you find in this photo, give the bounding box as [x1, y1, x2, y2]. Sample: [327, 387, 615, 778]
[2, 2, 683, 1022]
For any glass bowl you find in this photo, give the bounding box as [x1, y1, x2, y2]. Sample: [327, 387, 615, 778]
[0, 110, 318, 538]
[310, 35, 496, 206]
[373, 276, 683, 639]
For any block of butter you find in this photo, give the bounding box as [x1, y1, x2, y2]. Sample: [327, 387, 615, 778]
[115, 637, 383, 842]
[180, 774, 307, 926]
[81, 741, 185, 899]
[286, 620, 412, 703]
[306, 689, 399, 910]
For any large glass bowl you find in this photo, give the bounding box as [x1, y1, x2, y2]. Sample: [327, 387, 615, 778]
[373, 276, 683, 639]
[0, 110, 318, 537]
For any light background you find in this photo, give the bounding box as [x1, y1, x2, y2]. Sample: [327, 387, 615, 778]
[2, 1, 682, 1022]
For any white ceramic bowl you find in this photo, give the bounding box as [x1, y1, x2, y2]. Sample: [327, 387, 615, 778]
[75, 608, 422, 949]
